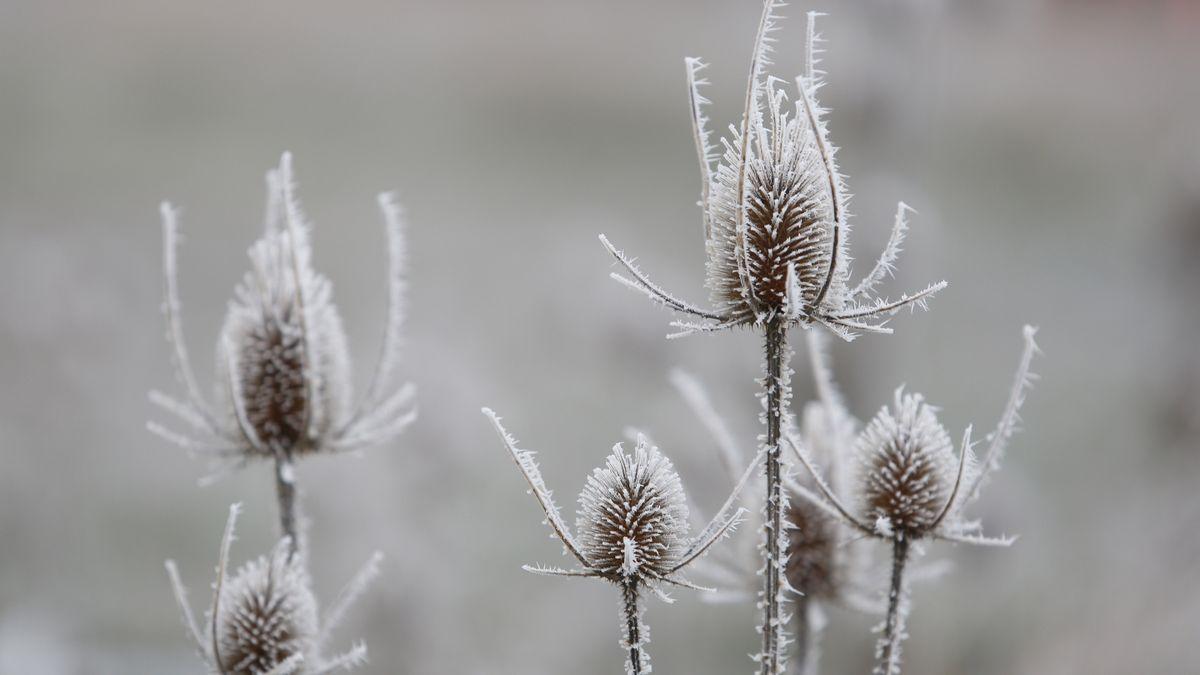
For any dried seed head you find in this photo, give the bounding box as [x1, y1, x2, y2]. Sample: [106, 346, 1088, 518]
[856, 389, 957, 539]
[784, 497, 838, 599]
[216, 216, 352, 456]
[576, 439, 691, 581]
[707, 83, 841, 323]
[215, 541, 319, 674]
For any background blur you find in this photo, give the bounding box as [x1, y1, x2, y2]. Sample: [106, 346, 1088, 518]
[1, 0, 1198, 673]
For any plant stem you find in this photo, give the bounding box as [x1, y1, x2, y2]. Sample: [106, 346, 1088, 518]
[761, 317, 790, 674]
[878, 536, 910, 675]
[621, 578, 646, 675]
[274, 452, 299, 558]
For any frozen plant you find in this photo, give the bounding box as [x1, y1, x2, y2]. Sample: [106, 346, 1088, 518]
[483, 408, 758, 675]
[789, 326, 1040, 675]
[149, 153, 417, 552]
[165, 504, 381, 674]
[598, 5, 943, 672]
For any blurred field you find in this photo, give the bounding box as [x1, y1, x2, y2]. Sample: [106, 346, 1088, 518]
[0, 0, 1197, 673]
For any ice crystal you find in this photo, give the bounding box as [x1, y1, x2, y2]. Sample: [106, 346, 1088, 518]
[148, 152, 417, 477]
[165, 504, 379, 675]
[600, 8, 945, 341]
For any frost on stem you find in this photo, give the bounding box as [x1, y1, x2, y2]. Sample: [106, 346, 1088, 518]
[789, 326, 1041, 674]
[165, 504, 377, 674]
[483, 408, 757, 674]
[149, 153, 417, 548]
[599, 6, 945, 341]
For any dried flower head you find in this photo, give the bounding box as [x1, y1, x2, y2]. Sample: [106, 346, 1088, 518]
[791, 326, 1040, 675]
[148, 152, 416, 476]
[600, 7, 945, 340]
[165, 504, 381, 675]
[483, 408, 756, 674]
[793, 326, 1040, 546]
[576, 441, 691, 581]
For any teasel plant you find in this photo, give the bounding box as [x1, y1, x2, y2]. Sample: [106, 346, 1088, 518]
[788, 325, 1041, 675]
[670, 331, 877, 675]
[598, 5, 944, 672]
[165, 503, 382, 674]
[482, 408, 760, 675]
[148, 152, 417, 555]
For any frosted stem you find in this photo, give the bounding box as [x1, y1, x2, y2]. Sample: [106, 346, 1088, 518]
[274, 453, 299, 559]
[761, 317, 789, 674]
[621, 579, 648, 675]
[878, 536, 910, 675]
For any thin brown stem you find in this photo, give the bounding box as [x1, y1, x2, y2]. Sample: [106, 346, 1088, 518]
[878, 536, 910, 675]
[761, 317, 790, 674]
[621, 579, 647, 675]
[274, 453, 299, 559]
[790, 595, 810, 675]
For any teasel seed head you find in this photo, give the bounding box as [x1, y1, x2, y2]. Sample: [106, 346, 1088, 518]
[577, 440, 691, 581]
[599, 8, 945, 341]
[856, 389, 958, 540]
[149, 152, 417, 478]
[165, 504, 379, 674]
[215, 538, 320, 673]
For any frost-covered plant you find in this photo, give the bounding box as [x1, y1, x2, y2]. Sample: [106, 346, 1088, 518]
[671, 333, 875, 675]
[149, 153, 416, 550]
[598, 6, 943, 671]
[165, 504, 381, 674]
[790, 326, 1040, 675]
[482, 408, 756, 675]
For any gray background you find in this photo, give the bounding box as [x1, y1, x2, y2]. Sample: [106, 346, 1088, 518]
[1, 0, 1197, 673]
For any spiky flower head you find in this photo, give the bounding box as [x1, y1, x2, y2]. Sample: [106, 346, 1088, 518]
[792, 325, 1041, 548]
[213, 165, 352, 458]
[856, 389, 959, 540]
[165, 504, 380, 675]
[600, 6, 945, 340]
[484, 408, 755, 674]
[149, 152, 416, 476]
[215, 539, 319, 673]
[577, 440, 691, 581]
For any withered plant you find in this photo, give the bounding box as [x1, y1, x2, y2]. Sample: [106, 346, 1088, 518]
[789, 326, 1040, 675]
[149, 152, 416, 551]
[599, 5, 944, 672]
[166, 504, 380, 674]
[483, 408, 757, 675]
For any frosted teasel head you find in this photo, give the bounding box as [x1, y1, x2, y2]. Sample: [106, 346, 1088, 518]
[165, 504, 382, 674]
[148, 153, 417, 476]
[790, 326, 1042, 545]
[483, 408, 755, 587]
[482, 408, 757, 674]
[600, 6, 945, 340]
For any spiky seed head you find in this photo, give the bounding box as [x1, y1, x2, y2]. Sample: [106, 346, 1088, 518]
[215, 190, 352, 457]
[856, 389, 957, 539]
[576, 439, 690, 581]
[706, 83, 843, 324]
[215, 541, 319, 674]
[784, 497, 838, 599]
